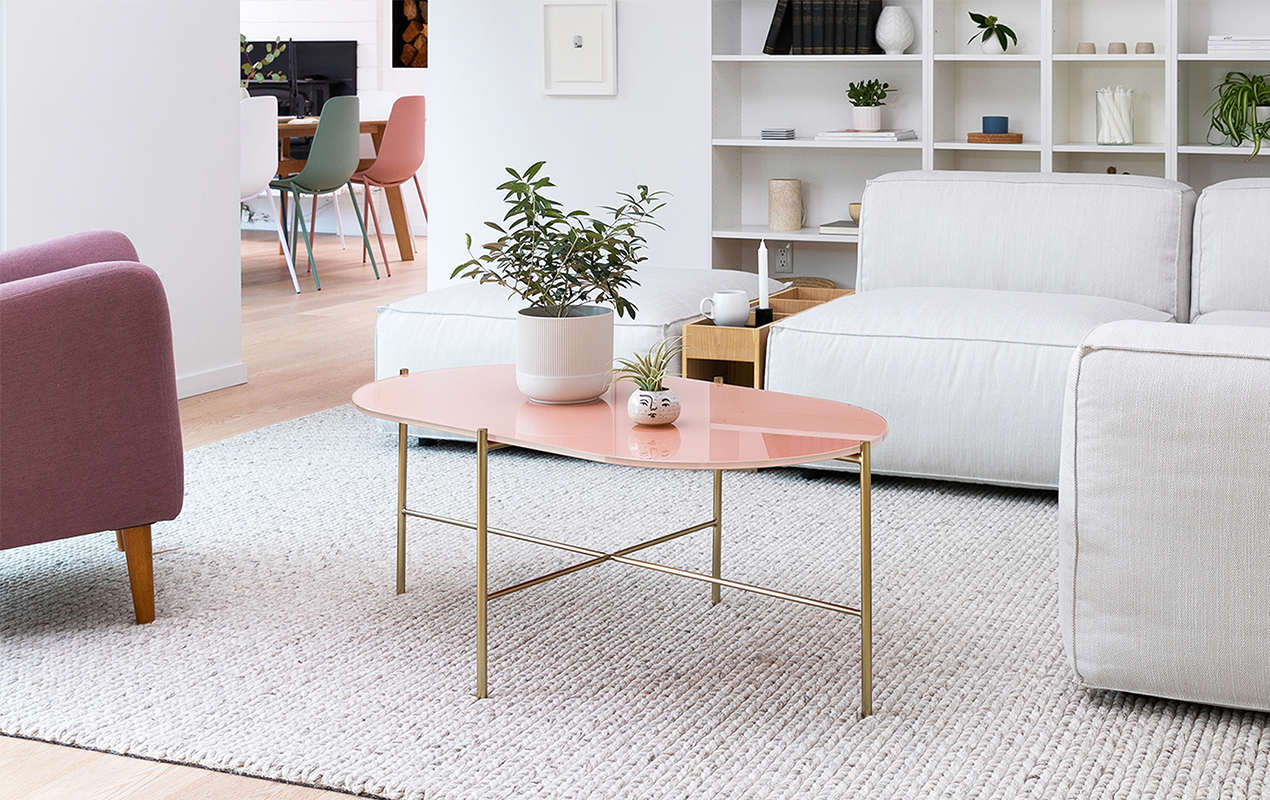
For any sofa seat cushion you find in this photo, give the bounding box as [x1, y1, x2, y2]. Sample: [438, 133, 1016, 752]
[764, 287, 1172, 488]
[1193, 310, 1270, 329]
[376, 266, 785, 380]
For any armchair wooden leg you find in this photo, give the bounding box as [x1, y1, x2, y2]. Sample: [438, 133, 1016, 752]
[119, 525, 155, 624]
[115, 531, 124, 551]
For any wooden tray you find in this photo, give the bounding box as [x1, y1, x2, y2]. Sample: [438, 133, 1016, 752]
[967, 132, 1024, 144]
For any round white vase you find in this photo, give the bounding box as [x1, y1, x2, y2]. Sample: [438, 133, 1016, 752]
[627, 388, 681, 426]
[515, 306, 614, 404]
[1257, 106, 1270, 126]
[852, 105, 883, 132]
[874, 6, 914, 56]
[981, 35, 1006, 55]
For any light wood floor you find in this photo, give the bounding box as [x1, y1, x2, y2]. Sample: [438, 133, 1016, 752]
[1, 230, 427, 800]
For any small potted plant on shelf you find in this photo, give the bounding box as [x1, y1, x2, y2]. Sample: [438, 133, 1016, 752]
[454, 162, 668, 404]
[609, 337, 684, 426]
[847, 79, 890, 132]
[1204, 71, 1270, 160]
[967, 12, 1018, 54]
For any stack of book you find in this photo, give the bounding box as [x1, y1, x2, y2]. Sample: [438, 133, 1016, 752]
[814, 129, 918, 142]
[761, 128, 797, 140]
[819, 219, 859, 236]
[1208, 35, 1270, 54]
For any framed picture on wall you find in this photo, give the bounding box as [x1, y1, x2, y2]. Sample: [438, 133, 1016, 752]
[543, 0, 616, 95]
[393, 0, 427, 68]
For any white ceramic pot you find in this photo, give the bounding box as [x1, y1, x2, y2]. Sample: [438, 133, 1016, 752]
[852, 105, 882, 132]
[1257, 106, 1270, 126]
[981, 35, 1006, 55]
[627, 387, 681, 426]
[874, 6, 914, 56]
[515, 306, 614, 404]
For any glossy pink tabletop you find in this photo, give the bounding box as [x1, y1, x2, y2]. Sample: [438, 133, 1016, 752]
[352, 365, 887, 470]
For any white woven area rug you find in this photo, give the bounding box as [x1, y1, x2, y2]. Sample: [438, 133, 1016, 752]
[2, 405, 1267, 799]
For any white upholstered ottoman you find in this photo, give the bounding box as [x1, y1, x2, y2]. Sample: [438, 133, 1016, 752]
[374, 266, 784, 437]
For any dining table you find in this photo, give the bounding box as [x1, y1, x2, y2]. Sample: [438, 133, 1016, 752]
[276, 117, 415, 262]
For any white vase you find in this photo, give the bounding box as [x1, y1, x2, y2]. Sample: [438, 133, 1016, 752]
[515, 306, 614, 404]
[1257, 106, 1270, 126]
[874, 6, 914, 56]
[981, 35, 1006, 55]
[852, 105, 882, 132]
[627, 388, 681, 426]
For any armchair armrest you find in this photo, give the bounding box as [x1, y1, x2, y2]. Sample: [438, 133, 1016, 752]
[0, 230, 138, 284]
[0, 262, 184, 550]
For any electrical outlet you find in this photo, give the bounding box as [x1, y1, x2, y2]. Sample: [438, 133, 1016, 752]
[774, 244, 793, 274]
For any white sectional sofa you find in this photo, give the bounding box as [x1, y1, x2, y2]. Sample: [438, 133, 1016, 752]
[764, 171, 1197, 489]
[1058, 177, 1270, 712]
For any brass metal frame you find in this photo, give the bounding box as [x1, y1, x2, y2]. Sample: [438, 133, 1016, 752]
[392, 405, 876, 716]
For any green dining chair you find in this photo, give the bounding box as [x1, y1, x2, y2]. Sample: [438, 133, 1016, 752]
[270, 95, 378, 290]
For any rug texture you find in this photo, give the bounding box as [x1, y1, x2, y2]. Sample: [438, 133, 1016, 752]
[1, 405, 1266, 799]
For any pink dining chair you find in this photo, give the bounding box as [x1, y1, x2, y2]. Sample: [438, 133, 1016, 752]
[352, 95, 427, 275]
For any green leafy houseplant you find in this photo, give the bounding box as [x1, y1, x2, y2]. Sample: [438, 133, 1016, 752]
[609, 337, 684, 392]
[241, 35, 288, 87]
[847, 79, 890, 107]
[453, 162, 668, 318]
[1204, 71, 1270, 160]
[967, 12, 1017, 52]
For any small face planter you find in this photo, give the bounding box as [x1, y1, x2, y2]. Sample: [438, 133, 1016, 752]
[515, 306, 614, 404]
[627, 387, 681, 426]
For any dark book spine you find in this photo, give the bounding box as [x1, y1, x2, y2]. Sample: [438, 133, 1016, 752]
[862, 0, 884, 54]
[791, 0, 805, 54]
[811, 0, 826, 55]
[843, 0, 860, 55]
[762, 0, 793, 55]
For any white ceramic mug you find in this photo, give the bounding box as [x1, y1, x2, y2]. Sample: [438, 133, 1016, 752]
[700, 290, 751, 327]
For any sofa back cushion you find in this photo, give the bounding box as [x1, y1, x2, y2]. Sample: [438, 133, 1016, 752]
[1190, 177, 1270, 321]
[858, 171, 1195, 319]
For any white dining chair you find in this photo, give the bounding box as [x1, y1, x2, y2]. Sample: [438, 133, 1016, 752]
[241, 95, 300, 293]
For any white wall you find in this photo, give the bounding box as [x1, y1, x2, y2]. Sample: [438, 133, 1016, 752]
[240, 0, 428, 236]
[1, 0, 245, 399]
[428, 0, 711, 290]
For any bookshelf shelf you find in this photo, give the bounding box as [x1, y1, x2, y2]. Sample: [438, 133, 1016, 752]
[710, 0, 1270, 284]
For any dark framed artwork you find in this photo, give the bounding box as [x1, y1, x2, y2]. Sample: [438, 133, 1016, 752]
[393, 1, 427, 68]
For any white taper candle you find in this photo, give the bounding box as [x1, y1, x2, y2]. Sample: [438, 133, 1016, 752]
[758, 239, 770, 308]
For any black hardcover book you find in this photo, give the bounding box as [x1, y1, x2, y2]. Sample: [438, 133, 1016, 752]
[860, 0, 884, 54]
[843, 0, 860, 54]
[791, 0, 804, 54]
[811, 0, 827, 54]
[762, 0, 793, 55]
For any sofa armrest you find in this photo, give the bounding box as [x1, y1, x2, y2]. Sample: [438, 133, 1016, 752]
[1058, 319, 1270, 711]
[0, 262, 184, 550]
[0, 230, 139, 284]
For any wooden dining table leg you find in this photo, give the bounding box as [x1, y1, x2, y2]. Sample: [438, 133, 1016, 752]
[369, 126, 415, 263]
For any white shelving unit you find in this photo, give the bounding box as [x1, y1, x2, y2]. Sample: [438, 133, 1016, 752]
[711, 0, 1270, 282]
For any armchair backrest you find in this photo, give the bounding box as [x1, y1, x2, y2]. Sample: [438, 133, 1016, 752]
[858, 171, 1196, 320]
[0, 230, 138, 284]
[1190, 177, 1270, 321]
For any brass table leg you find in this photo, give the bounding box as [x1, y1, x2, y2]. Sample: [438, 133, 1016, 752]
[396, 368, 409, 595]
[476, 428, 490, 698]
[712, 469, 722, 605]
[859, 440, 873, 717]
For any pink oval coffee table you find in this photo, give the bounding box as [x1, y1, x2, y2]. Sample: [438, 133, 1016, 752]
[353, 364, 888, 716]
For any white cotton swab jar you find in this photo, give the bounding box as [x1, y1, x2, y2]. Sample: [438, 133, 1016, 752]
[1096, 87, 1135, 145]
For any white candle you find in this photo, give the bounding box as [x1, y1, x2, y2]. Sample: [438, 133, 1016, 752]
[757, 239, 770, 308]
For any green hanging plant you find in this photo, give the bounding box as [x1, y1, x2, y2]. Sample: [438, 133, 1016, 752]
[241, 35, 288, 87]
[1204, 71, 1270, 160]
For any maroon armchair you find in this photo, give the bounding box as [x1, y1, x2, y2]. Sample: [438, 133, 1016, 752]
[0, 230, 184, 623]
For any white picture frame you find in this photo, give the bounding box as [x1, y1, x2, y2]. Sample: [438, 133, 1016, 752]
[543, 0, 616, 96]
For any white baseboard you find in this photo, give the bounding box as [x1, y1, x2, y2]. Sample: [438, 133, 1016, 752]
[177, 362, 248, 399]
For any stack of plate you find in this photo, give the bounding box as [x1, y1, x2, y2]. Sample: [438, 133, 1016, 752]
[761, 128, 796, 140]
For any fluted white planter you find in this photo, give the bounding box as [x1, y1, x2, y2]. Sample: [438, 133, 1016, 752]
[852, 105, 883, 132]
[515, 306, 614, 404]
[981, 35, 1006, 55]
[874, 6, 914, 56]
